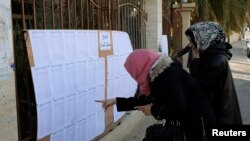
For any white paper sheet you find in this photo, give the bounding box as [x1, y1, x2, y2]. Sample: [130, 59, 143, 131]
[87, 31, 98, 58]
[87, 114, 96, 141]
[96, 58, 105, 85]
[50, 64, 65, 99]
[161, 35, 169, 55]
[112, 31, 133, 55]
[64, 124, 76, 141]
[65, 63, 77, 94]
[76, 61, 88, 91]
[65, 94, 77, 126]
[87, 88, 96, 116]
[37, 102, 52, 139]
[51, 130, 64, 141]
[96, 110, 105, 135]
[113, 56, 119, 78]
[114, 78, 119, 97]
[119, 76, 126, 97]
[77, 119, 87, 141]
[76, 31, 89, 60]
[120, 33, 126, 53]
[111, 31, 119, 54]
[124, 33, 133, 53]
[107, 79, 115, 99]
[87, 60, 96, 88]
[107, 55, 114, 80]
[64, 30, 78, 61]
[96, 85, 104, 111]
[46, 30, 65, 64]
[77, 91, 87, 120]
[47, 30, 65, 64]
[31, 67, 52, 104]
[52, 98, 64, 132]
[28, 30, 50, 66]
[119, 54, 128, 76]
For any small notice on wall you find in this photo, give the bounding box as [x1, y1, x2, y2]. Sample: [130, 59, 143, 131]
[99, 31, 111, 50]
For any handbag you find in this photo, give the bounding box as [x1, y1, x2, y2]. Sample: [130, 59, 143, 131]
[143, 120, 184, 141]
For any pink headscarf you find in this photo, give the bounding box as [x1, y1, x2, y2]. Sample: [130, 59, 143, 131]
[124, 49, 160, 96]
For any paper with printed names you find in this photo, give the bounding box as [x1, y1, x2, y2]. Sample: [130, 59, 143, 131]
[29, 30, 136, 141]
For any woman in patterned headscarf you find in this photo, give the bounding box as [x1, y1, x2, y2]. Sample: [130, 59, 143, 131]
[185, 21, 242, 125]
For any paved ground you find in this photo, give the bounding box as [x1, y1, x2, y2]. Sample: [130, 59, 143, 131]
[230, 40, 250, 124]
[101, 40, 250, 141]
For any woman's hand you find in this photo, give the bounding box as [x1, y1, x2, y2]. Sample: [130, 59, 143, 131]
[188, 42, 200, 59]
[191, 46, 200, 59]
[95, 98, 116, 110]
[135, 104, 152, 116]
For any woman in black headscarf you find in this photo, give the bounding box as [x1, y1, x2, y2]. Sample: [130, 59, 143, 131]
[185, 21, 242, 125]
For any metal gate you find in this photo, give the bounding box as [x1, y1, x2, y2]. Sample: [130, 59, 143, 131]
[162, 0, 182, 56]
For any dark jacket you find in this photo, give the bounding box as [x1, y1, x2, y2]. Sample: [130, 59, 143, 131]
[116, 55, 215, 141]
[189, 42, 242, 124]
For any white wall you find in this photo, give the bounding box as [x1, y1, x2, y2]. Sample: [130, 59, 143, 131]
[145, 0, 162, 51]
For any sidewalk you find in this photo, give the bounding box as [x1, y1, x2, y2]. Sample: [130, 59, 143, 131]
[230, 40, 250, 124]
[99, 40, 250, 141]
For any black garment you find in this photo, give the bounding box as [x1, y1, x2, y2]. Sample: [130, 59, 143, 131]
[189, 42, 242, 124]
[116, 56, 215, 141]
[116, 95, 152, 111]
[173, 46, 193, 68]
[174, 45, 189, 58]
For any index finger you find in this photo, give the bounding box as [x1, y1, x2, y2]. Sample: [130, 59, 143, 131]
[95, 100, 105, 103]
[135, 106, 145, 110]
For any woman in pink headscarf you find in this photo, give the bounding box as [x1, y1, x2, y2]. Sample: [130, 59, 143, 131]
[96, 49, 215, 141]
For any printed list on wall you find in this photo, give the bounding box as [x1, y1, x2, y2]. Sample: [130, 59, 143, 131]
[28, 30, 137, 141]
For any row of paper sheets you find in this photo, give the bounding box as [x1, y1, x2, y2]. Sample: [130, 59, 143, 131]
[31, 55, 133, 104]
[28, 30, 133, 67]
[36, 89, 136, 141]
[29, 30, 137, 140]
[31, 59, 105, 104]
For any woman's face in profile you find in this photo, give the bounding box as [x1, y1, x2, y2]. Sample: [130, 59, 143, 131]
[187, 35, 198, 51]
[186, 36, 193, 47]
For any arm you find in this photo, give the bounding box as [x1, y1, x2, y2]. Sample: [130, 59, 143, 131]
[173, 45, 190, 58]
[95, 95, 153, 112]
[116, 96, 153, 111]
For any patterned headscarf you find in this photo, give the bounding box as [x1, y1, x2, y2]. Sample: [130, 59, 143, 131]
[185, 21, 226, 52]
[124, 49, 160, 96]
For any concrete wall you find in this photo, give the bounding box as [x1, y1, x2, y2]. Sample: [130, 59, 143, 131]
[0, 1, 19, 141]
[145, 0, 162, 51]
